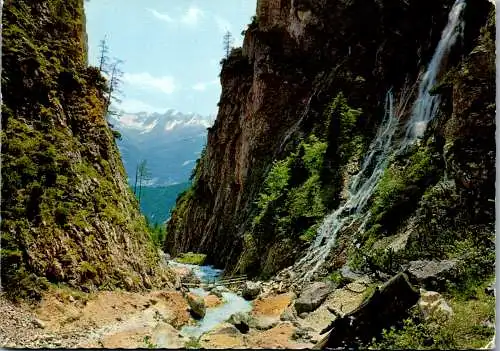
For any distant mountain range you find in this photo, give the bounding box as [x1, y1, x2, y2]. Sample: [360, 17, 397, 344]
[109, 109, 215, 186]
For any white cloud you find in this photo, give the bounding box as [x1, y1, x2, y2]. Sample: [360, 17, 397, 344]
[118, 99, 166, 114]
[147, 6, 204, 27]
[123, 72, 176, 95]
[214, 15, 232, 33]
[146, 8, 174, 22]
[181, 6, 204, 26]
[192, 79, 219, 91]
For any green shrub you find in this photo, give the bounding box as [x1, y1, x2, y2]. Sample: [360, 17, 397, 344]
[174, 252, 207, 265]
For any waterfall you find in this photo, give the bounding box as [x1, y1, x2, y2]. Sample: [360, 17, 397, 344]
[285, 0, 467, 282]
[398, 0, 466, 152]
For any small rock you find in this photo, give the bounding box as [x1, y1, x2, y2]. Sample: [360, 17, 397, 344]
[186, 293, 206, 319]
[68, 295, 75, 303]
[294, 282, 333, 314]
[299, 312, 308, 319]
[32, 318, 46, 329]
[280, 306, 298, 322]
[292, 327, 312, 340]
[345, 282, 366, 293]
[242, 281, 262, 300]
[210, 285, 229, 298]
[418, 289, 453, 321]
[485, 281, 495, 297]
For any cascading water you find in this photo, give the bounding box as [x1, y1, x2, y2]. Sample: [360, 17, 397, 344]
[398, 0, 466, 152]
[289, 91, 399, 282]
[286, 0, 467, 282]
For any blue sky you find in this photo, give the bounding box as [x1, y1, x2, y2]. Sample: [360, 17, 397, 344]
[85, 0, 255, 116]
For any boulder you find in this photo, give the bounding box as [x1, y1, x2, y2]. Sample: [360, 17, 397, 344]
[205, 294, 223, 308]
[151, 322, 188, 348]
[418, 289, 453, 321]
[227, 312, 253, 333]
[200, 323, 246, 349]
[294, 282, 333, 314]
[242, 281, 262, 300]
[210, 285, 229, 298]
[406, 259, 458, 290]
[253, 316, 280, 330]
[186, 293, 206, 319]
[316, 272, 420, 349]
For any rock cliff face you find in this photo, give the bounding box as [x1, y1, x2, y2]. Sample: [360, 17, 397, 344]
[166, 0, 494, 279]
[1, 0, 174, 299]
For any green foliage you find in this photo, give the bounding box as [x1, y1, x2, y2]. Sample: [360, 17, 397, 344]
[253, 157, 293, 226]
[143, 336, 157, 349]
[328, 270, 351, 288]
[369, 282, 495, 350]
[175, 252, 207, 265]
[185, 338, 201, 349]
[148, 222, 167, 248]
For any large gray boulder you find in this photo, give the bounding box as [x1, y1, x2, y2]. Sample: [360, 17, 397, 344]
[406, 259, 458, 290]
[242, 281, 262, 300]
[186, 293, 206, 319]
[294, 282, 333, 314]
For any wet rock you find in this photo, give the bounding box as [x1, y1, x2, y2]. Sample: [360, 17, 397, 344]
[186, 293, 206, 319]
[242, 281, 262, 300]
[294, 282, 333, 314]
[227, 312, 252, 333]
[406, 259, 458, 290]
[210, 285, 229, 298]
[418, 289, 453, 321]
[205, 294, 223, 308]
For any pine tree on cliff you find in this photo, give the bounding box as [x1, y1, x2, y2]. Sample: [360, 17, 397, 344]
[98, 36, 109, 73]
[104, 58, 124, 118]
[136, 160, 152, 205]
[223, 31, 233, 59]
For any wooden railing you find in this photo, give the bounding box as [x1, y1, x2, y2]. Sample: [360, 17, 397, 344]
[181, 275, 247, 288]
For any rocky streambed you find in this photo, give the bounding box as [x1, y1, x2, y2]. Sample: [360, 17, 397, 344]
[2, 259, 493, 349]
